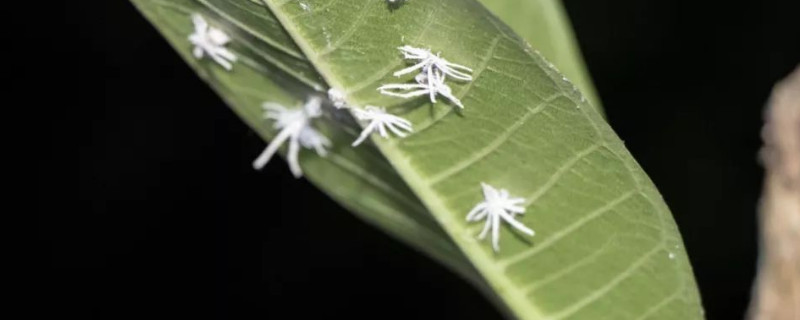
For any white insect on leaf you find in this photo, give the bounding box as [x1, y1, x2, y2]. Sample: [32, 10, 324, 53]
[351, 106, 413, 146]
[394, 45, 473, 82]
[377, 69, 464, 108]
[253, 97, 330, 178]
[378, 46, 472, 108]
[467, 183, 535, 252]
[327, 88, 348, 109]
[188, 14, 237, 70]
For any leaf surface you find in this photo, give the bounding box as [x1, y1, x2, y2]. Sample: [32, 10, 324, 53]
[477, 0, 603, 112]
[131, 0, 703, 318]
[131, 0, 481, 286]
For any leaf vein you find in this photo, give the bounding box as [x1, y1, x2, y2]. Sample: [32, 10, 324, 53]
[318, 0, 373, 56]
[343, 3, 440, 94]
[198, 0, 305, 59]
[522, 143, 603, 207]
[410, 36, 503, 135]
[546, 245, 663, 320]
[498, 190, 637, 269]
[427, 94, 559, 185]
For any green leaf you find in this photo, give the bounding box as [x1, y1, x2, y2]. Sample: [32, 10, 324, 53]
[477, 0, 604, 114]
[130, 0, 482, 287]
[130, 0, 703, 319]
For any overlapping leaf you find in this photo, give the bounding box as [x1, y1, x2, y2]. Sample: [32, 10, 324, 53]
[131, 0, 480, 285]
[131, 0, 703, 318]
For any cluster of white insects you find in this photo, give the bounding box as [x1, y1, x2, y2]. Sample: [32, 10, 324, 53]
[378, 45, 473, 108]
[188, 12, 534, 251]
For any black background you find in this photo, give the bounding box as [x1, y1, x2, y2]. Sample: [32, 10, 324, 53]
[43, 0, 799, 319]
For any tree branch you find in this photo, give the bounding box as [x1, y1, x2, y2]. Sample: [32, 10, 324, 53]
[749, 65, 800, 320]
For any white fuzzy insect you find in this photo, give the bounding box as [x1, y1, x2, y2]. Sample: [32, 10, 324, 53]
[327, 88, 348, 109]
[253, 97, 330, 178]
[378, 46, 472, 108]
[467, 183, 535, 252]
[188, 14, 237, 70]
[378, 70, 464, 108]
[394, 45, 473, 82]
[351, 106, 413, 146]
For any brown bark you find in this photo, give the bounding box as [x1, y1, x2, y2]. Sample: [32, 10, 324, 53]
[749, 66, 800, 320]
